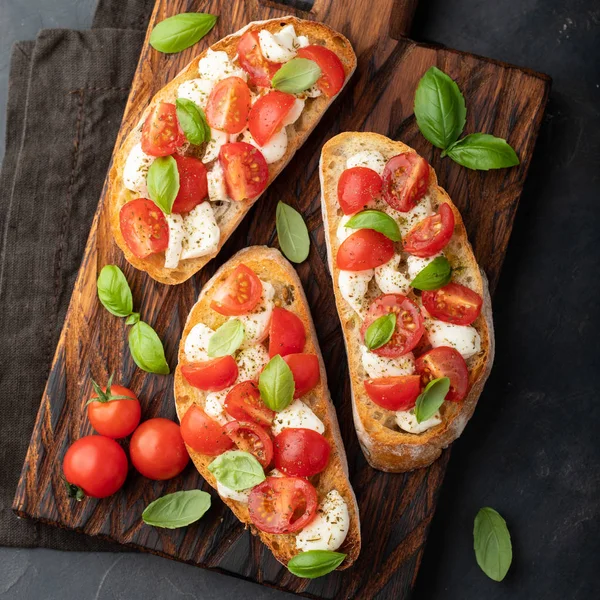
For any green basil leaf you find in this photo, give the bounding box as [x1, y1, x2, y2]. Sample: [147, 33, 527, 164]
[272, 58, 321, 94]
[276, 201, 310, 264]
[287, 550, 346, 579]
[364, 313, 396, 350]
[149, 13, 217, 54]
[345, 209, 401, 242]
[207, 319, 245, 357]
[414, 66, 467, 150]
[410, 256, 452, 291]
[258, 354, 295, 411]
[147, 155, 180, 214]
[474, 507, 512, 581]
[97, 265, 133, 317]
[142, 490, 211, 529]
[128, 321, 170, 375]
[207, 450, 265, 491]
[445, 133, 520, 171]
[125, 312, 140, 325]
[176, 98, 211, 145]
[414, 377, 450, 423]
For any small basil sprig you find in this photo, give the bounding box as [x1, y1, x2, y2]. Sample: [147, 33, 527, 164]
[414, 66, 519, 170]
[474, 507, 512, 581]
[147, 156, 180, 215]
[410, 256, 452, 290]
[414, 377, 450, 423]
[346, 210, 401, 242]
[128, 321, 170, 375]
[258, 355, 295, 411]
[97, 265, 133, 317]
[207, 320, 245, 357]
[287, 550, 346, 579]
[176, 98, 211, 145]
[149, 13, 217, 54]
[142, 490, 211, 528]
[272, 58, 321, 94]
[208, 450, 265, 491]
[364, 313, 396, 350]
[276, 202, 310, 264]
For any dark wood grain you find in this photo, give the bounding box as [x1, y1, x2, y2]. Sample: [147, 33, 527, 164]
[13, 0, 550, 598]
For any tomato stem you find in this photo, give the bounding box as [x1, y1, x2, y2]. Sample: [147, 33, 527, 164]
[63, 479, 85, 502]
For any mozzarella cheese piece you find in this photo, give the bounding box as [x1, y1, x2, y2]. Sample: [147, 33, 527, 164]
[303, 84, 322, 98]
[271, 399, 325, 436]
[258, 25, 308, 63]
[397, 195, 433, 237]
[207, 161, 230, 202]
[282, 98, 305, 126]
[236, 344, 270, 382]
[336, 214, 354, 242]
[180, 202, 220, 260]
[217, 481, 251, 503]
[205, 391, 232, 426]
[164, 213, 185, 269]
[184, 323, 214, 362]
[361, 347, 415, 378]
[243, 128, 287, 164]
[177, 78, 214, 110]
[406, 253, 442, 281]
[375, 254, 411, 295]
[296, 490, 350, 552]
[426, 319, 481, 359]
[123, 143, 154, 197]
[198, 49, 247, 82]
[238, 281, 275, 348]
[396, 408, 442, 434]
[203, 129, 229, 164]
[338, 270, 373, 316]
[346, 150, 386, 175]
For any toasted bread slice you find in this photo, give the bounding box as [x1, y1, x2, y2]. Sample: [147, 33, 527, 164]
[320, 132, 495, 472]
[173, 246, 361, 568]
[108, 17, 356, 284]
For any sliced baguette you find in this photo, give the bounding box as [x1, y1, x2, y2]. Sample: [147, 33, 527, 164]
[108, 17, 356, 285]
[173, 246, 361, 569]
[320, 132, 495, 472]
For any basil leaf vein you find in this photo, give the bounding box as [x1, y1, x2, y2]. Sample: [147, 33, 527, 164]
[287, 550, 346, 579]
[128, 321, 170, 375]
[147, 155, 180, 214]
[149, 13, 217, 54]
[364, 313, 396, 350]
[258, 354, 295, 411]
[207, 450, 265, 491]
[176, 98, 211, 145]
[207, 319, 245, 357]
[142, 490, 211, 529]
[276, 201, 310, 263]
[97, 265, 133, 317]
[445, 133, 520, 170]
[414, 377, 450, 423]
[474, 507, 512, 581]
[345, 209, 401, 242]
[410, 256, 452, 290]
[272, 58, 321, 94]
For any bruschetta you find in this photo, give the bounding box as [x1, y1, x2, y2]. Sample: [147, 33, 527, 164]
[109, 17, 356, 284]
[320, 132, 495, 472]
[173, 246, 360, 569]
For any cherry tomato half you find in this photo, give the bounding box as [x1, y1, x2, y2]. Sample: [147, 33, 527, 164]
[364, 375, 421, 411]
[273, 428, 330, 477]
[206, 76, 251, 134]
[283, 353, 320, 398]
[181, 356, 239, 392]
[297, 46, 345, 97]
[181, 404, 233, 456]
[337, 167, 383, 215]
[237, 31, 281, 87]
[141, 102, 185, 157]
[87, 381, 141, 439]
[382, 153, 430, 212]
[422, 282, 483, 326]
[336, 229, 395, 271]
[224, 381, 275, 427]
[416, 346, 469, 402]
[119, 198, 169, 259]
[268, 307, 306, 357]
[219, 142, 269, 201]
[248, 91, 295, 146]
[171, 154, 208, 214]
[403, 203, 455, 258]
[210, 264, 263, 316]
[224, 421, 273, 468]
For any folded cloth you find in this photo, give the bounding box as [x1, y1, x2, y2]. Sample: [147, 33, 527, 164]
[0, 0, 153, 550]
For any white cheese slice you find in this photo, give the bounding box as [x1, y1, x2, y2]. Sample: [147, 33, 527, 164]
[207, 161, 230, 202]
[282, 98, 305, 126]
[203, 129, 228, 164]
[217, 481, 251, 503]
[346, 150, 386, 175]
[396, 408, 442, 434]
[338, 270, 373, 316]
[374, 254, 411, 295]
[271, 399, 324, 436]
[303, 84, 322, 98]
[242, 128, 287, 164]
[184, 323, 214, 362]
[361, 347, 415, 378]
[177, 78, 214, 110]
[406, 252, 442, 281]
[336, 214, 354, 242]
[238, 280, 275, 348]
[198, 49, 248, 82]
[180, 202, 220, 260]
[205, 391, 233, 426]
[258, 25, 307, 63]
[164, 213, 185, 269]
[397, 195, 433, 237]
[236, 344, 270, 382]
[426, 319, 481, 359]
[123, 143, 154, 197]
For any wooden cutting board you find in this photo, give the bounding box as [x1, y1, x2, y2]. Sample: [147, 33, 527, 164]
[13, 0, 550, 598]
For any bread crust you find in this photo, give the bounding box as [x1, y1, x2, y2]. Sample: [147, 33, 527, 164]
[173, 246, 361, 568]
[108, 17, 356, 284]
[319, 132, 495, 472]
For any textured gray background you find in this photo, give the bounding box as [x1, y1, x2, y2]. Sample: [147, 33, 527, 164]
[1, 0, 598, 599]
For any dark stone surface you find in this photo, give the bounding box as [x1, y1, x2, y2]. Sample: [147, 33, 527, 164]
[0, 0, 598, 598]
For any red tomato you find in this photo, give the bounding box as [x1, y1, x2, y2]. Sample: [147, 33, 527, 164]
[273, 428, 330, 477]
[206, 77, 251, 134]
[224, 381, 275, 426]
[416, 346, 469, 402]
[248, 476, 318, 534]
[382, 153, 430, 212]
[337, 167, 383, 215]
[171, 154, 208, 214]
[224, 421, 273, 468]
[364, 376, 421, 411]
[219, 142, 269, 201]
[141, 102, 185, 157]
[63, 435, 128, 499]
[119, 199, 169, 259]
[422, 283, 483, 326]
[248, 91, 295, 146]
[268, 307, 306, 357]
[180, 404, 233, 456]
[336, 229, 395, 271]
[237, 31, 281, 87]
[297, 45, 345, 97]
[210, 264, 263, 316]
[361, 294, 424, 357]
[403, 203, 455, 258]
[129, 418, 189, 480]
[181, 357, 239, 392]
[87, 381, 141, 439]
[283, 353, 320, 398]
